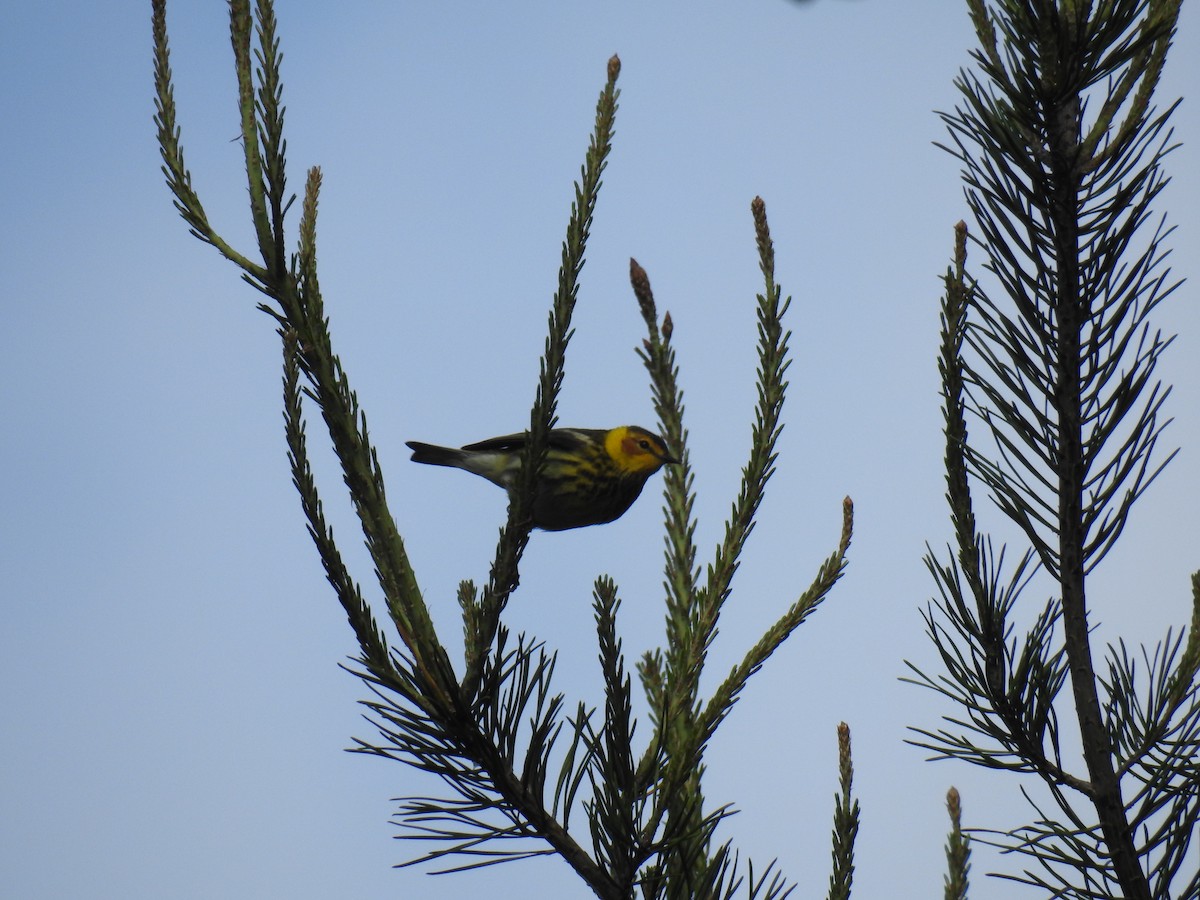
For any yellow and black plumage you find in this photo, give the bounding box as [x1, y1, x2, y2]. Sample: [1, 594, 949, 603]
[406, 425, 677, 531]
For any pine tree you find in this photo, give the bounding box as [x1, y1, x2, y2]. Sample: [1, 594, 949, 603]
[152, 2, 855, 896]
[909, 2, 1199, 897]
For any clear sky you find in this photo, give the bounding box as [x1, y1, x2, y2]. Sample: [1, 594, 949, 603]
[2, 1, 1197, 898]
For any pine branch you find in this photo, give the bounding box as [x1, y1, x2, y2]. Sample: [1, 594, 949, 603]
[915, 2, 1194, 896]
[700, 500, 851, 747]
[228, 0, 276, 267]
[156, 3, 860, 894]
[463, 54, 622, 702]
[943, 788, 970, 900]
[282, 328, 392, 680]
[589, 577, 645, 886]
[631, 199, 852, 898]
[701, 198, 792, 627]
[151, 0, 265, 278]
[826, 723, 859, 900]
[629, 256, 708, 893]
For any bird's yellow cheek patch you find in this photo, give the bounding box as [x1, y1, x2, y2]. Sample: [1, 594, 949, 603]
[604, 427, 629, 463]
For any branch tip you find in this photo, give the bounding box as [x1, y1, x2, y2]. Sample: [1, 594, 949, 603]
[752, 196, 773, 262]
[840, 496, 854, 553]
[946, 786, 961, 820]
[630, 257, 655, 322]
[953, 220, 968, 268]
[751, 195, 767, 229]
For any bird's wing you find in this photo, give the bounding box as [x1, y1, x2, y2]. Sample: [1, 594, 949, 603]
[461, 428, 603, 453]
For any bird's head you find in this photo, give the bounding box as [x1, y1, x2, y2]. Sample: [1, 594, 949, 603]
[605, 426, 679, 476]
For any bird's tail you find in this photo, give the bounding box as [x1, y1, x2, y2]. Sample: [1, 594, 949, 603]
[406, 441, 466, 468]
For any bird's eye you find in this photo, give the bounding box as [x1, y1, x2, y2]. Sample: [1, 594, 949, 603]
[638, 440, 651, 451]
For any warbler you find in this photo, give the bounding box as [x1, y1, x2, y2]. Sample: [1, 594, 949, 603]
[406, 426, 678, 530]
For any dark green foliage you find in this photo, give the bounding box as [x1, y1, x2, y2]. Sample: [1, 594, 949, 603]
[909, 2, 1199, 898]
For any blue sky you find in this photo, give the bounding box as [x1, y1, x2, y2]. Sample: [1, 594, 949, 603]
[2, 1, 1197, 897]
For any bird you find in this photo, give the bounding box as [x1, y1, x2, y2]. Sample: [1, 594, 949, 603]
[406, 425, 678, 531]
